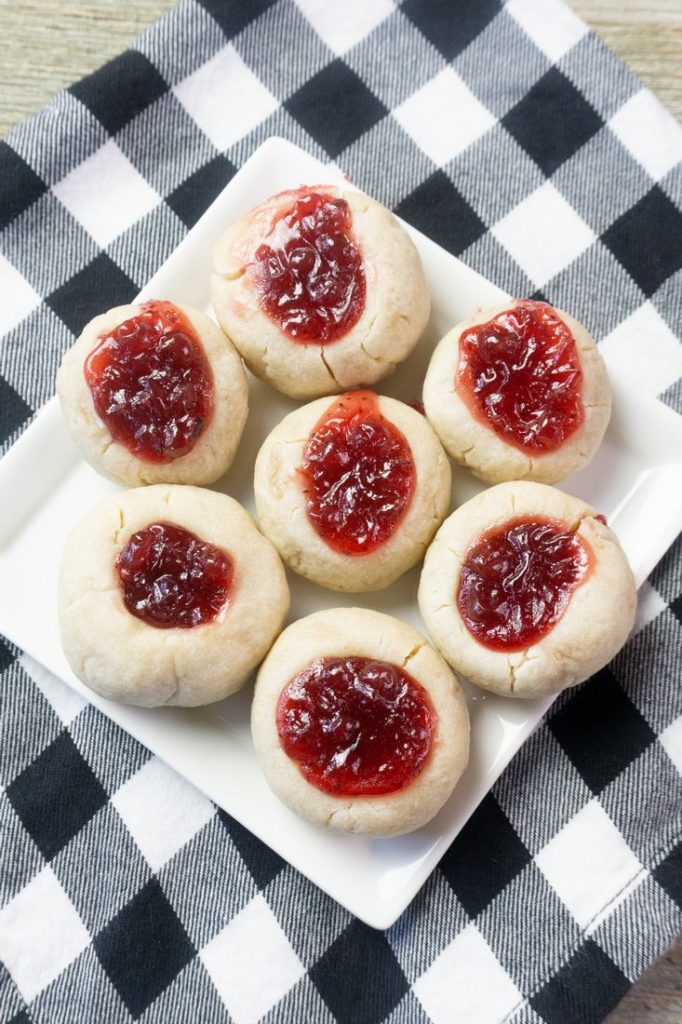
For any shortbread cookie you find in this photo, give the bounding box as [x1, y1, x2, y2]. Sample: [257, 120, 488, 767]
[59, 485, 289, 706]
[251, 608, 469, 837]
[211, 186, 430, 399]
[254, 390, 451, 592]
[423, 300, 610, 484]
[57, 300, 248, 486]
[419, 482, 636, 698]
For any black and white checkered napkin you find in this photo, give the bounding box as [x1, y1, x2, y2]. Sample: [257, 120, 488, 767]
[1, 1, 681, 1021]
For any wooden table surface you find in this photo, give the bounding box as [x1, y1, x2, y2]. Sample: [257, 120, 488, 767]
[1, 2, 680, 1022]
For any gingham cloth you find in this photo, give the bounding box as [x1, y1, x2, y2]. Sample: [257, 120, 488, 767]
[1, 1, 681, 1022]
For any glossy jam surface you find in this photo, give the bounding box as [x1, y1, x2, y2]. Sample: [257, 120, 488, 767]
[277, 656, 436, 796]
[251, 190, 366, 344]
[300, 390, 416, 556]
[84, 300, 214, 463]
[456, 300, 584, 453]
[457, 516, 591, 651]
[116, 522, 232, 629]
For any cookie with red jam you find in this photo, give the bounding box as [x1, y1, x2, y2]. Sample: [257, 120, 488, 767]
[254, 390, 451, 592]
[418, 481, 636, 698]
[251, 608, 469, 837]
[57, 300, 248, 486]
[59, 485, 289, 706]
[211, 186, 430, 399]
[423, 300, 611, 484]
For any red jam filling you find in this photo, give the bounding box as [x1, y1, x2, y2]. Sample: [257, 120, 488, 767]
[116, 522, 232, 629]
[456, 300, 584, 453]
[250, 190, 366, 343]
[276, 656, 436, 796]
[84, 300, 214, 463]
[299, 390, 416, 556]
[457, 516, 592, 651]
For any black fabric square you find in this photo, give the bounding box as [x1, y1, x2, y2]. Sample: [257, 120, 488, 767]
[94, 878, 195, 1019]
[201, 0, 277, 39]
[0, 379, 32, 446]
[395, 170, 486, 256]
[602, 186, 682, 297]
[549, 668, 656, 794]
[8, 1013, 30, 1024]
[439, 794, 531, 918]
[402, 0, 502, 60]
[531, 939, 630, 1024]
[218, 809, 285, 889]
[70, 51, 168, 136]
[46, 253, 137, 336]
[502, 68, 603, 177]
[670, 593, 682, 628]
[167, 155, 237, 228]
[653, 841, 682, 910]
[0, 637, 15, 674]
[285, 59, 388, 159]
[0, 142, 47, 231]
[6, 730, 108, 861]
[310, 919, 408, 1024]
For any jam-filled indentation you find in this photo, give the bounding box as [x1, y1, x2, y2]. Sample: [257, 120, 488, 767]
[251, 190, 366, 344]
[457, 516, 592, 651]
[85, 300, 214, 463]
[276, 655, 436, 796]
[456, 300, 584, 453]
[299, 390, 416, 556]
[116, 521, 232, 629]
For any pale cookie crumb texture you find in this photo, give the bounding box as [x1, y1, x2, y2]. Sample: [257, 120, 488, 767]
[59, 485, 290, 707]
[56, 302, 249, 486]
[251, 608, 470, 837]
[254, 393, 452, 592]
[418, 481, 636, 698]
[211, 186, 431, 400]
[423, 301, 611, 485]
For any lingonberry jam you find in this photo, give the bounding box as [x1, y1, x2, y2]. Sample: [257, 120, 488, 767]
[116, 522, 232, 629]
[456, 300, 584, 453]
[250, 190, 366, 343]
[84, 300, 214, 463]
[299, 390, 416, 556]
[457, 516, 592, 651]
[276, 656, 436, 796]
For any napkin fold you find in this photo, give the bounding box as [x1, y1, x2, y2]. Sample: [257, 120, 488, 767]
[1, 1, 681, 1022]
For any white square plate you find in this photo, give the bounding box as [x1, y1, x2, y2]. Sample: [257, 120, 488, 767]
[1, 138, 681, 929]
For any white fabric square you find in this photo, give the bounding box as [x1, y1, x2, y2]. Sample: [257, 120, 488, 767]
[174, 45, 279, 152]
[506, 0, 588, 63]
[609, 89, 682, 183]
[394, 68, 496, 166]
[112, 755, 214, 872]
[295, 0, 394, 54]
[200, 893, 305, 1024]
[536, 798, 642, 931]
[52, 139, 159, 248]
[21, 654, 86, 726]
[492, 182, 595, 286]
[0, 866, 90, 1003]
[587, 868, 648, 935]
[599, 301, 682, 397]
[660, 714, 682, 776]
[414, 923, 521, 1024]
[632, 581, 668, 636]
[0, 254, 41, 335]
